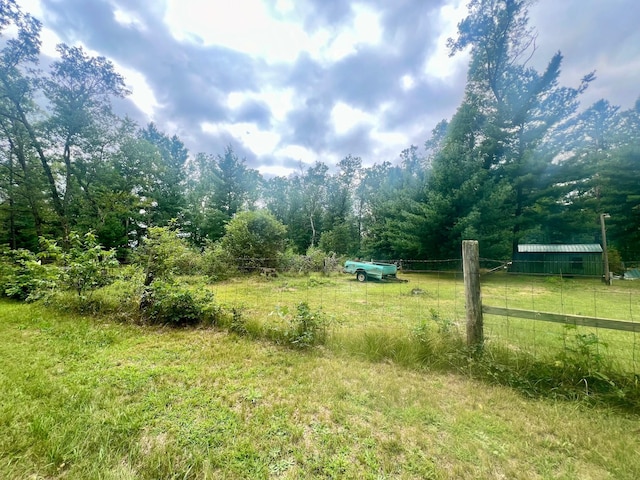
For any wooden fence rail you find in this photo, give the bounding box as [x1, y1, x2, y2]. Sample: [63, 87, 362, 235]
[461, 240, 639, 348]
[482, 306, 640, 333]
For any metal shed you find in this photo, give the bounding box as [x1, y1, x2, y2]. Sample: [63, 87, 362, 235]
[510, 244, 604, 277]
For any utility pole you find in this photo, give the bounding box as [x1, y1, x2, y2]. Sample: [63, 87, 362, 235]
[600, 213, 611, 285]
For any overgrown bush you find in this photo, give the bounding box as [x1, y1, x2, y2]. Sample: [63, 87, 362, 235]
[267, 302, 328, 348]
[219, 210, 287, 266]
[201, 243, 236, 280]
[412, 311, 464, 366]
[0, 247, 59, 301]
[229, 307, 249, 336]
[278, 247, 340, 274]
[43, 277, 143, 320]
[48, 232, 119, 297]
[134, 226, 202, 284]
[139, 280, 219, 327]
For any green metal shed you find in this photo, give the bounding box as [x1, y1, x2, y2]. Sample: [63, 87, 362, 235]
[510, 244, 604, 277]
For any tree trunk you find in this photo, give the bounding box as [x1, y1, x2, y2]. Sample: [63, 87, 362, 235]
[8, 150, 16, 249]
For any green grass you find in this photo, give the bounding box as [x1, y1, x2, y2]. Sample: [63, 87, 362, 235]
[1, 299, 640, 479]
[209, 272, 640, 375]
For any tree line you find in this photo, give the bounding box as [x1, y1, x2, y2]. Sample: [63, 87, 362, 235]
[1, 0, 639, 262]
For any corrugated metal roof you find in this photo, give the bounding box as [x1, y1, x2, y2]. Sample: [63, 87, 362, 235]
[518, 244, 603, 253]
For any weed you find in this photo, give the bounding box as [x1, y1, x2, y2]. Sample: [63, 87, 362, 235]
[140, 280, 220, 327]
[268, 302, 329, 349]
[229, 307, 248, 336]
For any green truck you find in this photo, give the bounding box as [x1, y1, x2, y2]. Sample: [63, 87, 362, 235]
[343, 260, 401, 282]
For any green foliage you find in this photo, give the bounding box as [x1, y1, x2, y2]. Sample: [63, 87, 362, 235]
[209, 145, 261, 219]
[42, 277, 143, 319]
[559, 324, 609, 375]
[318, 223, 360, 256]
[139, 280, 219, 327]
[268, 302, 328, 349]
[201, 242, 236, 280]
[412, 310, 464, 366]
[135, 226, 201, 284]
[278, 246, 339, 274]
[55, 231, 118, 297]
[220, 210, 287, 263]
[607, 248, 624, 276]
[0, 247, 59, 300]
[287, 302, 327, 348]
[229, 307, 249, 336]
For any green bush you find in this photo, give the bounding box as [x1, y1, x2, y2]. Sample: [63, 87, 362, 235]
[42, 277, 142, 319]
[220, 210, 286, 264]
[54, 232, 119, 297]
[229, 307, 249, 336]
[0, 248, 59, 301]
[268, 302, 328, 349]
[134, 226, 202, 284]
[140, 280, 219, 327]
[201, 243, 236, 280]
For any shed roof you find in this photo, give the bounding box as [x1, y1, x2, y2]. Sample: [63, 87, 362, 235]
[517, 244, 603, 253]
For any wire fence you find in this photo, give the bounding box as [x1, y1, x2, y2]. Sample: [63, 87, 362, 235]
[208, 257, 640, 378]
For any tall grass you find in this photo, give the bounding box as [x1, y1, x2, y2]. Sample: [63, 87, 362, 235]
[209, 271, 640, 407]
[2, 300, 640, 479]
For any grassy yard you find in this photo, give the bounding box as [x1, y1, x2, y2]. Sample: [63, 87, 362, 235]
[209, 272, 640, 374]
[1, 299, 640, 479]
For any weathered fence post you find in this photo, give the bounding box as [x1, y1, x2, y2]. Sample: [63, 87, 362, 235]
[462, 240, 483, 349]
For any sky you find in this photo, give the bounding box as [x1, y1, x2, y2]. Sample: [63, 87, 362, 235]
[12, 0, 640, 176]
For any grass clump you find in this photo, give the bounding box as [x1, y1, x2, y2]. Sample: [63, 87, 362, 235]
[263, 302, 329, 348]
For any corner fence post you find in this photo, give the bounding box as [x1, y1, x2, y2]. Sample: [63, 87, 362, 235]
[462, 240, 483, 349]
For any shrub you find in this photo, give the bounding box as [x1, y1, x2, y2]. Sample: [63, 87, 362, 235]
[278, 247, 340, 275]
[0, 248, 60, 301]
[220, 210, 287, 264]
[201, 243, 236, 280]
[42, 277, 143, 319]
[268, 302, 328, 349]
[229, 307, 249, 336]
[134, 226, 201, 284]
[55, 232, 119, 297]
[139, 280, 219, 327]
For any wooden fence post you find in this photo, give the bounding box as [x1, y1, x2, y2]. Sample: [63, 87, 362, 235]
[462, 240, 483, 348]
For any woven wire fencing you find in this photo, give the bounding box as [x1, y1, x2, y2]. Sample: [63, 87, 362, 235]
[481, 258, 640, 377]
[207, 257, 640, 378]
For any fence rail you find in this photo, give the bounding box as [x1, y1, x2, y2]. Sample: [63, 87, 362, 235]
[482, 305, 640, 333]
[207, 250, 639, 377]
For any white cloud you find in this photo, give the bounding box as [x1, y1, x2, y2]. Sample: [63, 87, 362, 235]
[201, 121, 280, 157]
[164, 0, 383, 64]
[401, 74, 416, 91]
[424, 0, 468, 80]
[39, 27, 63, 58]
[316, 4, 383, 62]
[164, 0, 308, 62]
[274, 0, 294, 15]
[274, 144, 316, 165]
[331, 102, 374, 134]
[113, 8, 147, 31]
[258, 164, 295, 176]
[118, 67, 160, 118]
[14, 0, 43, 18]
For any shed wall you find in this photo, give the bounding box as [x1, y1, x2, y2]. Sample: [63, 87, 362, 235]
[510, 252, 603, 276]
